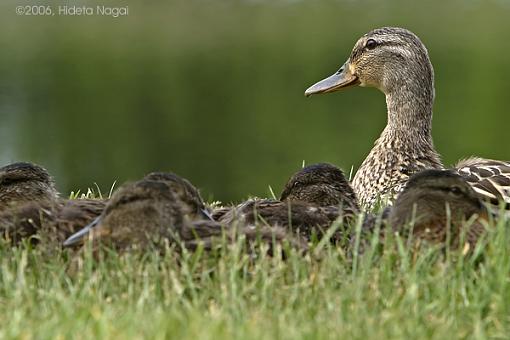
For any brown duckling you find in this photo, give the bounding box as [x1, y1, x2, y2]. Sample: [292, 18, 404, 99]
[305, 27, 510, 210]
[0, 162, 58, 211]
[180, 220, 308, 255]
[63, 173, 306, 253]
[0, 162, 106, 244]
[357, 169, 489, 253]
[63, 177, 199, 250]
[143, 172, 213, 220]
[280, 163, 358, 210]
[219, 163, 359, 242]
[389, 169, 489, 250]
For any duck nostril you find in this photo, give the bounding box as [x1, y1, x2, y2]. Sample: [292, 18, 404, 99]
[336, 67, 344, 75]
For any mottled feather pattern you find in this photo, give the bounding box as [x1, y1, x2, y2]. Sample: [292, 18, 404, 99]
[456, 158, 510, 205]
[352, 170, 492, 255]
[352, 131, 442, 209]
[218, 198, 353, 242]
[323, 28, 509, 210]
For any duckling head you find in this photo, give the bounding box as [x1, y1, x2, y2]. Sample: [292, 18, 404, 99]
[0, 162, 58, 210]
[280, 163, 358, 210]
[389, 169, 487, 241]
[305, 27, 433, 98]
[144, 172, 211, 220]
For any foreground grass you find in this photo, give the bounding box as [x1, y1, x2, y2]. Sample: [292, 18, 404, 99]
[0, 217, 509, 339]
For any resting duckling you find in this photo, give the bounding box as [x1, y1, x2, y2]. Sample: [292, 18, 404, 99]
[219, 163, 359, 242]
[280, 163, 358, 209]
[63, 173, 306, 253]
[305, 27, 510, 210]
[0, 162, 58, 211]
[357, 169, 490, 253]
[0, 162, 105, 244]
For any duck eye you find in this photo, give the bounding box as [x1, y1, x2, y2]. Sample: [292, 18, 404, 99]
[366, 39, 378, 50]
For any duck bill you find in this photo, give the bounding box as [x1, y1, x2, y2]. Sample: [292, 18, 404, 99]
[63, 216, 104, 247]
[304, 59, 359, 97]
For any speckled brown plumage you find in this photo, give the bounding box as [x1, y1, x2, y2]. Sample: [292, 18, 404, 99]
[63, 177, 203, 250]
[63, 173, 306, 253]
[0, 199, 106, 245]
[280, 163, 358, 211]
[356, 169, 489, 253]
[389, 170, 489, 248]
[0, 162, 59, 211]
[455, 158, 510, 208]
[0, 162, 106, 245]
[180, 220, 308, 255]
[305, 27, 510, 210]
[219, 198, 344, 241]
[219, 163, 359, 242]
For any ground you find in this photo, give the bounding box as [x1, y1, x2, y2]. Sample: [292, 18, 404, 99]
[0, 215, 509, 339]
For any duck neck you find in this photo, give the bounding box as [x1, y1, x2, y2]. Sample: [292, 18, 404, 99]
[352, 78, 444, 209]
[382, 80, 435, 145]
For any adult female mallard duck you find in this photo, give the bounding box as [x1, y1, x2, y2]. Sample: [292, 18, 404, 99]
[305, 27, 510, 210]
[63, 172, 307, 253]
[218, 163, 359, 242]
[0, 162, 105, 244]
[356, 169, 490, 253]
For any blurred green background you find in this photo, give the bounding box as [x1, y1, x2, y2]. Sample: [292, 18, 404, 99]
[1, 0, 509, 203]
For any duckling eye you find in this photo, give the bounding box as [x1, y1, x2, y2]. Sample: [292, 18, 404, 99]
[449, 186, 462, 196]
[365, 39, 378, 50]
[0, 177, 23, 186]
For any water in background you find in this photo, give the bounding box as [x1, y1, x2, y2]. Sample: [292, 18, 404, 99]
[1, 0, 509, 203]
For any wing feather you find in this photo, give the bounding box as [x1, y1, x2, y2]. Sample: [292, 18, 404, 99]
[455, 158, 510, 205]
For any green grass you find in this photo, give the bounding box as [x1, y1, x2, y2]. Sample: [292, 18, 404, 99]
[0, 215, 509, 339]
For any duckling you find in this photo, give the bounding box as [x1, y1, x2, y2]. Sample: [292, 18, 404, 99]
[180, 220, 308, 255]
[357, 169, 489, 252]
[0, 199, 106, 245]
[63, 177, 199, 250]
[219, 163, 359, 242]
[143, 171, 213, 219]
[280, 163, 358, 210]
[389, 169, 489, 248]
[305, 27, 510, 210]
[0, 162, 105, 244]
[63, 173, 306, 253]
[0, 162, 58, 211]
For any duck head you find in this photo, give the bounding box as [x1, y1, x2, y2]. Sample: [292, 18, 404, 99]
[305, 27, 433, 97]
